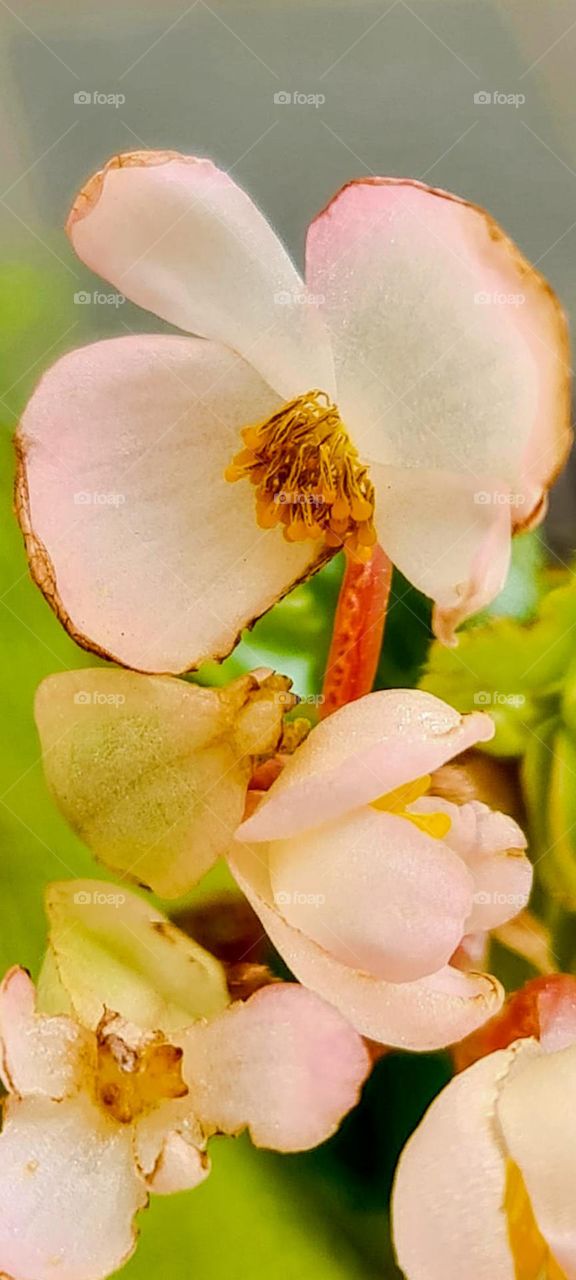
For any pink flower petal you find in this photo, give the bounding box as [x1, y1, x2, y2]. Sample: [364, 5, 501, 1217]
[267, 808, 473, 982]
[307, 178, 569, 516]
[180, 984, 369, 1151]
[392, 1044, 538, 1280]
[17, 335, 322, 673]
[228, 840, 503, 1050]
[0, 967, 89, 1101]
[538, 978, 576, 1053]
[368, 464, 512, 642]
[237, 689, 493, 842]
[0, 1093, 146, 1280]
[67, 151, 334, 399]
[409, 798, 532, 932]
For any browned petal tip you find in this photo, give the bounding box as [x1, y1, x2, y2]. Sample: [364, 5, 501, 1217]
[65, 149, 201, 232]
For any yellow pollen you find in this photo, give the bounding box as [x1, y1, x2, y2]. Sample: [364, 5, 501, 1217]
[224, 390, 377, 561]
[371, 774, 452, 840]
[95, 1021, 188, 1125]
[505, 1160, 568, 1279]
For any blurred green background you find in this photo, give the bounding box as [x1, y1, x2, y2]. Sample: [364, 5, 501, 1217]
[1, 2, 575, 1276]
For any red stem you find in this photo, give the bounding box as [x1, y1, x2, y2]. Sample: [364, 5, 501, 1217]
[320, 544, 392, 718]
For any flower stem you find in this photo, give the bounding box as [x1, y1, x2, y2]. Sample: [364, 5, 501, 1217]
[320, 544, 392, 717]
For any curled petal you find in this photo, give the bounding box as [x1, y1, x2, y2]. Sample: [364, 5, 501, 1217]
[409, 798, 532, 931]
[16, 335, 323, 673]
[228, 841, 503, 1050]
[237, 689, 493, 841]
[67, 151, 334, 398]
[145, 1131, 210, 1196]
[0, 967, 90, 1100]
[0, 1093, 147, 1280]
[307, 178, 570, 507]
[392, 1043, 538, 1280]
[181, 984, 370, 1151]
[267, 808, 473, 982]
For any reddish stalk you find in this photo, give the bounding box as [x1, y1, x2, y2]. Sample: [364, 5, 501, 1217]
[320, 543, 392, 718]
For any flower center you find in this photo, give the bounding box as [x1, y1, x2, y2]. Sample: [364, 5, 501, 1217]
[96, 1017, 188, 1125]
[371, 774, 452, 840]
[224, 389, 377, 561]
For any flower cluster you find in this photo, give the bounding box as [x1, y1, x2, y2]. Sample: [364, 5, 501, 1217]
[6, 149, 574, 1280]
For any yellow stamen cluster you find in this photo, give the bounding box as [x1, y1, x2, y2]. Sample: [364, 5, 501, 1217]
[96, 1018, 188, 1125]
[371, 774, 452, 841]
[224, 390, 377, 561]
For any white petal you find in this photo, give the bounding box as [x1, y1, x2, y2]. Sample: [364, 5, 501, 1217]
[0, 1093, 146, 1280]
[392, 1044, 539, 1280]
[68, 151, 334, 398]
[497, 1043, 576, 1278]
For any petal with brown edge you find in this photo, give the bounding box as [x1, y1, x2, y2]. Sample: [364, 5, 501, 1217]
[180, 984, 369, 1152]
[67, 151, 334, 399]
[236, 688, 494, 842]
[16, 334, 324, 674]
[306, 178, 570, 517]
[0, 1093, 147, 1280]
[228, 840, 503, 1050]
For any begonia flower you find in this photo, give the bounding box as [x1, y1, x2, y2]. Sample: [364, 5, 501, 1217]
[0, 882, 369, 1280]
[15, 151, 570, 673]
[231, 689, 533, 1050]
[392, 976, 576, 1278]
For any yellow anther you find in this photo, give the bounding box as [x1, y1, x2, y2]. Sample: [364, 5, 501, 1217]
[505, 1160, 568, 1279]
[371, 774, 452, 840]
[225, 390, 376, 560]
[96, 1018, 188, 1125]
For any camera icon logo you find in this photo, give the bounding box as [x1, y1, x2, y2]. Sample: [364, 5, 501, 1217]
[473, 91, 492, 105]
[73, 91, 92, 105]
[74, 291, 91, 305]
[73, 691, 92, 705]
[73, 890, 92, 904]
[274, 91, 292, 105]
